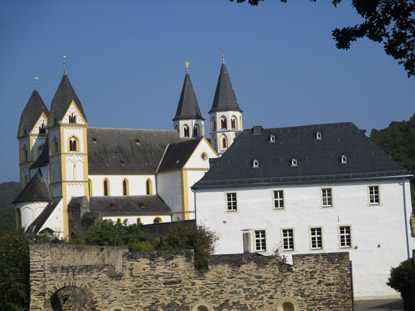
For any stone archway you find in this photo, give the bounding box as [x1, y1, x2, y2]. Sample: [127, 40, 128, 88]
[50, 286, 97, 311]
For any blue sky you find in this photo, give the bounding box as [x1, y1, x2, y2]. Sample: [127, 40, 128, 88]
[0, 0, 414, 183]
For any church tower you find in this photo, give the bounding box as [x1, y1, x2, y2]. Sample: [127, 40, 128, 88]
[209, 54, 243, 154]
[173, 62, 204, 138]
[17, 87, 49, 189]
[47, 69, 89, 239]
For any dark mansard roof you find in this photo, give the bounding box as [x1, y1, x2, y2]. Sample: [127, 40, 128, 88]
[172, 71, 204, 121]
[157, 137, 203, 172]
[89, 195, 171, 216]
[87, 127, 189, 174]
[209, 62, 242, 114]
[13, 170, 52, 203]
[193, 122, 412, 189]
[18, 90, 49, 136]
[49, 74, 87, 123]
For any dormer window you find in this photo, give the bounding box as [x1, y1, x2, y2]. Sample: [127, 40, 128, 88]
[340, 154, 348, 164]
[315, 131, 322, 140]
[252, 159, 259, 168]
[69, 114, 76, 124]
[291, 158, 298, 167]
[269, 135, 276, 143]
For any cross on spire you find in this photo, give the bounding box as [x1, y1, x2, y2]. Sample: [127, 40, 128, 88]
[222, 51, 225, 64]
[34, 76, 38, 90]
[63, 55, 67, 75]
[186, 61, 189, 73]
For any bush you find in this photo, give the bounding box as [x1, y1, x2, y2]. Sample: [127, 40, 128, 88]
[387, 258, 414, 311]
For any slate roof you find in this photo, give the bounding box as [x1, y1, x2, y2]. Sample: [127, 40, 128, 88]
[87, 128, 188, 174]
[13, 170, 52, 203]
[172, 71, 204, 121]
[49, 74, 87, 123]
[89, 195, 171, 216]
[157, 137, 202, 172]
[209, 62, 242, 114]
[193, 122, 412, 189]
[26, 197, 62, 234]
[18, 90, 49, 136]
[31, 137, 49, 168]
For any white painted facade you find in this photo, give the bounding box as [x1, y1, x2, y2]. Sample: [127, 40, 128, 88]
[16, 201, 49, 230]
[174, 119, 204, 139]
[89, 174, 155, 197]
[209, 111, 242, 154]
[195, 178, 414, 299]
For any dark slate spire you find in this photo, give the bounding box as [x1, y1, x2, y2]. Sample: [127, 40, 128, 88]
[18, 90, 49, 136]
[173, 65, 204, 121]
[209, 61, 242, 114]
[49, 74, 87, 123]
[13, 170, 52, 203]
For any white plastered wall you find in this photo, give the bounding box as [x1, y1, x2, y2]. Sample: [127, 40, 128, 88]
[16, 201, 49, 230]
[195, 178, 414, 299]
[209, 111, 242, 153]
[89, 174, 156, 197]
[36, 199, 65, 239]
[157, 171, 183, 220]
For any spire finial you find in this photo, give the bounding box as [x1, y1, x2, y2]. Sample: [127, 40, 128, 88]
[34, 76, 38, 90]
[63, 55, 67, 75]
[222, 51, 225, 64]
[185, 61, 189, 73]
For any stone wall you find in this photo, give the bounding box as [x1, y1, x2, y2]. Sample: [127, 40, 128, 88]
[30, 244, 353, 311]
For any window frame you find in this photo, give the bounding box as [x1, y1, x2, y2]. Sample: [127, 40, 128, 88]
[272, 190, 285, 210]
[146, 178, 153, 195]
[225, 192, 237, 212]
[338, 225, 352, 249]
[309, 227, 323, 250]
[122, 178, 129, 196]
[281, 228, 295, 252]
[220, 116, 227, 129]
[183, 124, 190, 137]
[321, 188, 333, 208]
[68, 136, 79, 152]
[368, 185, 380, 205]
[103, 178, 110, 196]
[254, 229, 267, 252]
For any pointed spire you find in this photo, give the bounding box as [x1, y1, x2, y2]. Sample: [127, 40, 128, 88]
[18, 89, 49, 137]
[209, 56, 242, 114]
[172, 62, 204, 121]
[50, 74, 87, 123]
[13, 170, 52, 203]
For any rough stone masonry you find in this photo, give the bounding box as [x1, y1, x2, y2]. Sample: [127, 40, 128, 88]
[29, 244, 353, 311]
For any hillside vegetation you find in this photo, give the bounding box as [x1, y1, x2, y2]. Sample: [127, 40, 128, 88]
[0, 182, 19, 232]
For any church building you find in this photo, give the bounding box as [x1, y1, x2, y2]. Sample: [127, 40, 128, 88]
[14, 57, 242, 239]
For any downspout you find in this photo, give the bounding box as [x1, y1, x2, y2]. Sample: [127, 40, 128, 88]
[402, 178, 410, 259]
[192, 188, 197, 223]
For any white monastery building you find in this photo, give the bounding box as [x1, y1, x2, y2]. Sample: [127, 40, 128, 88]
[193, 124, 414, 299]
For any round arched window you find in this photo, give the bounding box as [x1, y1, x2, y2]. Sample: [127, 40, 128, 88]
[283, 302, 295, 311]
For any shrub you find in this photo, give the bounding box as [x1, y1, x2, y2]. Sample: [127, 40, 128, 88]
[387, 258, 414, 311]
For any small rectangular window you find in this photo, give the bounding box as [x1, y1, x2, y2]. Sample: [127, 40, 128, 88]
[310, 227, 323, 250]
[282, 229, 294, 251]
[369, 186, 380, 205]
[273, 190, 284, 209]
[226, 193, 237, 212]
[321, 188, 332, 207]
[339, 226, 351, 248]
[254, 230, 266, 252]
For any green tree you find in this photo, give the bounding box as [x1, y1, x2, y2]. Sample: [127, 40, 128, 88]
[230, 0, 415, 77]
[387, 258, 414, 311]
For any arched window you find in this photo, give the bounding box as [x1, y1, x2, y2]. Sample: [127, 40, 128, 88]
[69, 114, 76, 123]
[220, 116, 227, 129]
[231, 116, 237, 129]
[153, 217, 162, 224]
[22, 145, 28, 162]
[221, 136, 227, 149]
[211, 119, 216, 131]
[88, 179, 92, 196]
[69, 137, 78, 152]
[183, 124, 190, 137]
[146, 179, 152, 195]
[283, 302, 295, 311]
[16, 208, 22, 228]
[52, 137, 58, 154]
[116, 218, 122, 224]
[103, 179, 110, 196]
[193, 124, 200, 137]
[137, 218, 141, 225]
[122, 179, 129, 196]
[39, 122, 46, 134]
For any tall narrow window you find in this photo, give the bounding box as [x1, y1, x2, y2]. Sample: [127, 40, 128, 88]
[221, 136, 227, 149]
[339, 226, 351, 248]
[226, 193, 237, 212]
[69, 114, 76, 123]
[137, 218, 141, 225]
[321, 188, 332, 207]
[310, 227, 323, 250]
[231, 116, 237, 129]
[103, 179, 109, 196]
[211, 118, 216, 131]
[369, 186, 380, 205]
[254, 230, 266, 252]
[39, 123, 46, 134]
[273, 190, 284, 209]
[146, 179, 152, 195]
[69, 137, 78, 152]
[122, 179, 129, 196]
[22, 145, 28, 162]
[282, 229, 294, 251]
[183, 125, 190, 137]
[193, 124, 200, 137]
[220, 117, 227, 129]
[52, 137, 58, 154]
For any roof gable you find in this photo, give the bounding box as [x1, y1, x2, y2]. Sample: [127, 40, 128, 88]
[18, 90, 49, 137]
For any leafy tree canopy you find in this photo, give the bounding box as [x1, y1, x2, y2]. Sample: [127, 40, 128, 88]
[230, 0, 415, 77]
[387, 258, 414, 311]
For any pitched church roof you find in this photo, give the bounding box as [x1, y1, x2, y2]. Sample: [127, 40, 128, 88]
[49, 74, 87, 123]
[18, 90, 49, 136]
[89, 195, 171, 216]
[13, 170, 52, 203]
[209, 61, 242, 114]
[173, 69, 204, 121]
[157, 137, 203, 172]
[87, 128, 188, 174]
[193, 122, 412, 189]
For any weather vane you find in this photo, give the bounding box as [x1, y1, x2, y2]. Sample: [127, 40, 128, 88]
[34, 76, 38, 90]
[63, 55, 67, 74]
[222, 51, 225, 64]
[186, 61, 189, 73]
